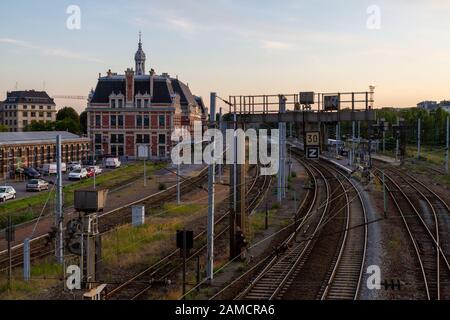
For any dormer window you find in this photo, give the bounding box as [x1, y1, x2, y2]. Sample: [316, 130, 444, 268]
[137, 99, 142, 108]
[111, 100, 116, 108]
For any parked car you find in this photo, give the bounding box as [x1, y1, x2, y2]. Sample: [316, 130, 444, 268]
[68, 161, 82, 171]
[0, 186, 16, 202]
[105, 157, 121, 168]
[86, 168, 95, 178]
[41, 162, 67, 175]
[88, 166, 102, 175]
[26, 179, 49, 192]
[68, 168, 88, 180]
[16, 167, 41, 179]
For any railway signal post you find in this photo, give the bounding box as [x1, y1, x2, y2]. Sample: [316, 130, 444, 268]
[446, 116, 449, 175]
[206, 92, 216, 280]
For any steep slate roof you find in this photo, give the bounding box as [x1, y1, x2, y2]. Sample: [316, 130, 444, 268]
[0, 131, 88, 145]
[89, 75, 198, 108]
[170, 79, 197, 109]
[3, 90, 55, 105]
[194, 96, 206, 114]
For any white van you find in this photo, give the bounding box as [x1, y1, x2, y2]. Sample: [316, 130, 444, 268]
[41, 162, 67, 175]
[105, 157, 121, 168]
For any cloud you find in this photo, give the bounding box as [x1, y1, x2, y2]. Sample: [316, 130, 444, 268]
[261, 40, 292, 50]
[0, 37, 103, 63]
[166, 16, 196, 33]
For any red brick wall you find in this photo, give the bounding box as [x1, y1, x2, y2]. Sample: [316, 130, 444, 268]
[102, 114, 109, 127]
[151, 115, 157, 129]
[125, 135, 134, 156]
[151, 134, 157, 156]
[125, 114, 134, 129]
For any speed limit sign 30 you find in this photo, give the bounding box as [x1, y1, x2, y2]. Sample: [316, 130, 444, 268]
[305, 132, 320, 146]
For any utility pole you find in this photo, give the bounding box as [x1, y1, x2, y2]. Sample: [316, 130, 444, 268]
[182, 229, 187, 298]
[350, 121, 356, 166]
[278, 95, 287, 201]
[143, 157, 147, 187]
[417, 118, 421, 159]
[218, 107, 222, 183]
[206, 92, 216, 280]
[7, 215, 13, 290]
[92, 152, 96, 189]
[177, 163, 181, 204]
[23, 237, 30, 281]
[358, 121, 361, 139]
[56, 135, 64, 264]
[382, 170, 387, 218]
[446, 116, 449, 175]
[396, 117, 400, 161]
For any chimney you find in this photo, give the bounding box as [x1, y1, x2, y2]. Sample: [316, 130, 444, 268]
[149, 69, 155, 104]
[125, 68, 135, 106]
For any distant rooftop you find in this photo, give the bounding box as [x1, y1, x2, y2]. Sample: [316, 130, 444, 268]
[0, 131, 88, 145]
[2, 90, 55, 105]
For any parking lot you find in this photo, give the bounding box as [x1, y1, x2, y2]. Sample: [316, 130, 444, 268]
[0, 166, 114, 202]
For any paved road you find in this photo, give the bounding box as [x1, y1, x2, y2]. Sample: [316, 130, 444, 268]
[0, 168, 115, 202]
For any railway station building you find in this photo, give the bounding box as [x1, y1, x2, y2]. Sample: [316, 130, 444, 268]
[86, 34, 207, 160]
[0, 131, 90, 178]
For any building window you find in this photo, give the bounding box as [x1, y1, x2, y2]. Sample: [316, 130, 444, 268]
[158, 134, 165, 144]
[31, 105, 36, 109]
[110, 134, 124, 144]
[23, 111, 28, 117]
[111, 100, 116, 109]
[118, 115, 124, 127]
[23, 120, 28, 126]
[94, 134, 102, 144]
[47, 112, 51, 117]
[159, 115, 165, 127]
[39, 112, 44, 117]
[136, 99, 142, 108]
[136, 134, 150, 144]
[144, 99, 149, 107]
[136, 115, 142, 127]
[39, 106, 43, 110]
[118, 99, 123, 108]
[143, 115, 149, 128]
[31, 112, 36, 117]
[47, 106, 51, 110]
[110, 115, 117, 127]
[95, 115, 101, 126]
[23, 105, 27, 109]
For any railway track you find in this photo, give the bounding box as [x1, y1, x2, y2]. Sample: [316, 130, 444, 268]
[233, 154, 331, 300]
[105, 165, 272, 300]
[317, 161, 367, 300]
[373, 167, 450, 300]
[221, 149, 367, 300]
[0, 165, 211, 272]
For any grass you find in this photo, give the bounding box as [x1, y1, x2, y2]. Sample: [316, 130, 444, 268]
[102, 219, 183, 263]
[0, 162, 165, 228]
[0, 259, 62, 299]
[101, 202, 205, 266]
[248, 210, 275, 242]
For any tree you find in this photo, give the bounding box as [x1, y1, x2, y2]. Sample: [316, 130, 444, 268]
[24, 120, 55, 131]
[55, 117, 80, 134]
[0, 125, 8, 132]
[56, 106, 79, 123]
[79, 110, 87, 134]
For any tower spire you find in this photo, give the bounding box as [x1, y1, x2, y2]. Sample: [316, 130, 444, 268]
[134, 31, 146, 75]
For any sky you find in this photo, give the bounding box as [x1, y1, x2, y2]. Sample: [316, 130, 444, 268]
[0, 0, 449, 113]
